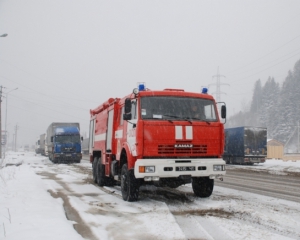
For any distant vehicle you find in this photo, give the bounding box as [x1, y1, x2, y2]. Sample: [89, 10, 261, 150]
[39, 133, 46, 156]
[81, 138, 89, 155]
[223, 126, 267, 165]
[24, 145, 30, 151]
[45, 134, 48, 156]
[35, 139, 41, 154]
[1, 131, 7, 145]
[46, 122, 82, 163]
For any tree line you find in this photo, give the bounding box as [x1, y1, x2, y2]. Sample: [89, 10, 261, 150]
[226, 59, 300, 151]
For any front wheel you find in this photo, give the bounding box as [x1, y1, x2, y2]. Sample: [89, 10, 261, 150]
[121, 164, 139, 202]
[192, 177, 214, 198]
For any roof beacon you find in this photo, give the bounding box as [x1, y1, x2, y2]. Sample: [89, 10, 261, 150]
[202, 87, 208, 94]
[138, 82, 146, 91]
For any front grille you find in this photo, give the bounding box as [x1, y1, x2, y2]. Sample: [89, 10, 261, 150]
[62, 147, 75, 152]
[158, 145, 207, 154]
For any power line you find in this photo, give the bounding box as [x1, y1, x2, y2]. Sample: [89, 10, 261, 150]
[0, 74, 95, 111]
[230, 52, 300, 84]
[7, 99, 88, 122]
[228, 47, 300, 79]
[227, 33, 300, 77]
[10, 90, 88, 112]
[0, 58, 97, 103]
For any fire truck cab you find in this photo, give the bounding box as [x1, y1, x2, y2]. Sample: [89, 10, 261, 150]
[89, 83, 226, 201]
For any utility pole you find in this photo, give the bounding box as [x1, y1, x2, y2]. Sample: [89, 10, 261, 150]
[0, 85, 2, 158]
[0, 33, 8, 157]
[14, 124, 19, 151]
[210, 67, 229, 103]
[12, 133, 15, 151]
[209, 67, 229, 114]
[297, 121, 300, 153]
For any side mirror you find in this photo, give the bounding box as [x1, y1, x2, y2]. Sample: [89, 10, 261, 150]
[81, 137, 83, 141]
[221, 105, 226, 119]
[123, 98, 132, 120]
[51, 136, 53, 142]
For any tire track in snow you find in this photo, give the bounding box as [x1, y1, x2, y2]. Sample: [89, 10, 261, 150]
[171, 209, 233, 240]
[38, 171, 98, 240]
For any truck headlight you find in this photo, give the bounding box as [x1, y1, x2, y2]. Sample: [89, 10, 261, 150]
[213, 165, 225, 171]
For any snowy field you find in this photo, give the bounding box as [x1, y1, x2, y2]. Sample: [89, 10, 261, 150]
[1, 151, 300, 240]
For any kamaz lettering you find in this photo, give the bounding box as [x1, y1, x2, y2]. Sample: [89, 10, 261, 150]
[174, 144, 193, 148]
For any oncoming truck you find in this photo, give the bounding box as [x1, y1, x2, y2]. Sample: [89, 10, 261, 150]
[223, 126, 267, 165]
[89, 84, 227, 201]
[47, 122, 82, 163]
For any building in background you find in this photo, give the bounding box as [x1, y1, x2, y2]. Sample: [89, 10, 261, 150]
[267, 139, 284, 159]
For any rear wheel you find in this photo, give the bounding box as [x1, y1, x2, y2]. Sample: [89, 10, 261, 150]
[92, 158, 98, 183]
[121, 164, 139, 201]
[192, 177, 214, 198]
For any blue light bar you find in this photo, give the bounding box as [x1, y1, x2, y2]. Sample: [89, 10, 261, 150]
[202, 87, 208, 94]
[138, 82, 145, 91]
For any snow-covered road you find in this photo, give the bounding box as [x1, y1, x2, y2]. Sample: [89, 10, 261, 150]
[1, 151, 300, 240]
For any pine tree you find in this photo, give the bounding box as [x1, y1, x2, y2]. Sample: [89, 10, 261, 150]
[249, 79, 262, 126]
[228, 58, 300, 150]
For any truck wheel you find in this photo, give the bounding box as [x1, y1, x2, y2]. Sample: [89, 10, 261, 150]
[52, 157, 58, 164]
[192, 177, 214, 198]
[92, 158, 98, 183]
[121, 164, 139, 202]
[96, 157, 106, 187]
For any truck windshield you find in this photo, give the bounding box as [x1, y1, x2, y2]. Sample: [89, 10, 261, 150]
[140, 96, 217, 122]
[55, 135, 80, 143]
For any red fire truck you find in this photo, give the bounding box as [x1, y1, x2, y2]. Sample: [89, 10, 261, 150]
[89, 83, 226, 201]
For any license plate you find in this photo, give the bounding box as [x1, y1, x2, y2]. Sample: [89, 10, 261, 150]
[176, 166, 195, 171]
[65, 154, 72, 157]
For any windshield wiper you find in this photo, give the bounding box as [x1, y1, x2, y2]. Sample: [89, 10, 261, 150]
[163, 115, 192, 124]
[189, 117, 211, 125]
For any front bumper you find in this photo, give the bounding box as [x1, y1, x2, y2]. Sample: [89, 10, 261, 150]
[54, 152, 82, 160]
[134, 158, 226, 180]
[245, 157, 266, 163]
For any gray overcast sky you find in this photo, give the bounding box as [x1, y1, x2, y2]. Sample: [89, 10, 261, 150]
[1, 0, 300, 147]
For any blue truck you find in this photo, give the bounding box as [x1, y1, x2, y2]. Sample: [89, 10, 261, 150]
[223, 126, 267, 165]
[46, 122, 82, 163]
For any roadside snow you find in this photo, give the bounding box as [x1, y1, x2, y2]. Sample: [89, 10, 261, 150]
[226, 159, 300, 175]
[0, 152, 83, 240]
[1, 151, 300, 240]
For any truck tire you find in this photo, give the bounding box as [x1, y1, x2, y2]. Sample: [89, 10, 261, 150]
[52, 157, 58, 164]
[92, 158, 98, 183]
[192, 177, 214, 198]
[121, 164, 139, 202]
[96, 157, 106, 187]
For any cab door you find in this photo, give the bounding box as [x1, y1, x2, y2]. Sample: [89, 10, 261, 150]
[127, 99, 137, 157]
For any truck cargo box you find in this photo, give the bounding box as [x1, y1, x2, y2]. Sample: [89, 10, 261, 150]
[223, 126, 267, 165]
